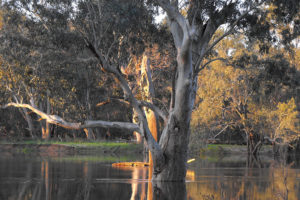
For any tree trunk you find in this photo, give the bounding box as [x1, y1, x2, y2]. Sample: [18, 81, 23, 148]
[85, 72, 95, 140]
[153, 47, 194, 181]
[23, 108, 35, 138]
[153, 116, 190, 181]
[132, 109, 142, 143]
[13, 95, 35, 138]
[41, 90, 51, 140]
[140, 53, 159, 166]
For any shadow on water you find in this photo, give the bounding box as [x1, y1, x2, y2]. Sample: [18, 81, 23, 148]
[0, 153, 300, 200]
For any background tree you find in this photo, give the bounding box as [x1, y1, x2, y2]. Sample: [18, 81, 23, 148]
[191, 30, 300, 155]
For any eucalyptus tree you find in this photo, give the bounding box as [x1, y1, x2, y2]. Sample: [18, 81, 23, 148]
[192, 32, 300, 156]
[1, 0, 299, 186]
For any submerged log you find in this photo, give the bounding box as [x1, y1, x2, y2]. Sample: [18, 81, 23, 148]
[112, 162, 149, 168]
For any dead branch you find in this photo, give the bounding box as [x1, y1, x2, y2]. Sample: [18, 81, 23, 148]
[1, 103, 140, 132]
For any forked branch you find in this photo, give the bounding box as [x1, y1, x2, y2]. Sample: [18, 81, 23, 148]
[84, 36, 166, 171]
[194, 1, 265, 75]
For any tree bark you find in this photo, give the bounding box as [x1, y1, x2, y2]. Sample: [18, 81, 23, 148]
[153, 47, 194, 181]
[23, 108, 35, 138]
[151, 0, 195, 181]
[12, 95, 35, 138]
[84, 71, 95, 140]
[132, 110, 142, 143]
[140, 53, 159, 166]
[42, 90, 51, 140]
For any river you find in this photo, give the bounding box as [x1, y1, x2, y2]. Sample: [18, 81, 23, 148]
[0, 152, 300, 199]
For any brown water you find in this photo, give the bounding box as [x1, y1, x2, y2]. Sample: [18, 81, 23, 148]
[0, 153, 300, 200]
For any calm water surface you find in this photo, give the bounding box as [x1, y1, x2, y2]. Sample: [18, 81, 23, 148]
[1, 152, 300, 200]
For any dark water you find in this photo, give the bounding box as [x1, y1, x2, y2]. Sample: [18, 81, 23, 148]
[1, 153, 300, 200]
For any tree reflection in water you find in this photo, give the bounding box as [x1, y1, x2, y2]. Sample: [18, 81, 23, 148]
[0, 154, 300, 199]
[127, 164, 187, 200]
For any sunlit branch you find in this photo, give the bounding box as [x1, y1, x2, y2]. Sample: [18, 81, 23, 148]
[196, 57, 228, 74]
[1, 103, 141, 132]
[139, 101, 168, 123]
[213, 122, 236, 139]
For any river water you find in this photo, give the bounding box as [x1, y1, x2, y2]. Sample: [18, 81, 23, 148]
[0, 152, 300, 200]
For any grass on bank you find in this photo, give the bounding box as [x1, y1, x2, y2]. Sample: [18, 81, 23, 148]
[53, 155, 143, 163]
[0, 139, 142, 151]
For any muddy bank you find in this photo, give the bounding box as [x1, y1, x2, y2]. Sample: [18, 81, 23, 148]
[0, 144, 76, 156]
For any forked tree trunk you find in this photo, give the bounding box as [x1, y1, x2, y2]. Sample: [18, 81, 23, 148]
[13, 95, 35, 138]
[153, 48, 194, 181]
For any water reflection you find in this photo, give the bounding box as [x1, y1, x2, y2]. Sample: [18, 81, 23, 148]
[0, 153, 300, 200]
[187, 156, 300, 200]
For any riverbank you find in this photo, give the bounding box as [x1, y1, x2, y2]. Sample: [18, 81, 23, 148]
[0, 140, 274, 157]
[197, 144, 274, 156]
[0, 140, 143, 156]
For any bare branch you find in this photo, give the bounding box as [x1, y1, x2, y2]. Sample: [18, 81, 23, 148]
[81, 121, 140, 132]
[194, 2, 264, 75]
[204, 29, 234, 57]
[96, 98, 130, 107]
[139, 101, 168, 123]
[196, 57, 228, 74]
[2, 103, 81, 129]
[1, 103, 140, 133]
[213, 125, 229, 139]
[96, 97, 168, 123]
[213, 122, 236, 139]
[84, 38, 165, 170]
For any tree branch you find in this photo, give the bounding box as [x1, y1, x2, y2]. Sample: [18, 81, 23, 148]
[196, 57, 228, 74]
[194, 2, 264, 75]
[81, 120, 140, 132]
[156, 0, 193, 54]
[139, 101, 168, 123]
[156, 0, 186, 31]
[1, 103, 141, 132]
[96, 97, 168, 123]
[84, 37, 165, 171]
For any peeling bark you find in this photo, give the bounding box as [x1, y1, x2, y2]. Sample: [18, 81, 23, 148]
[42, 90, 51, 140]
[140, 53, 160, 167]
